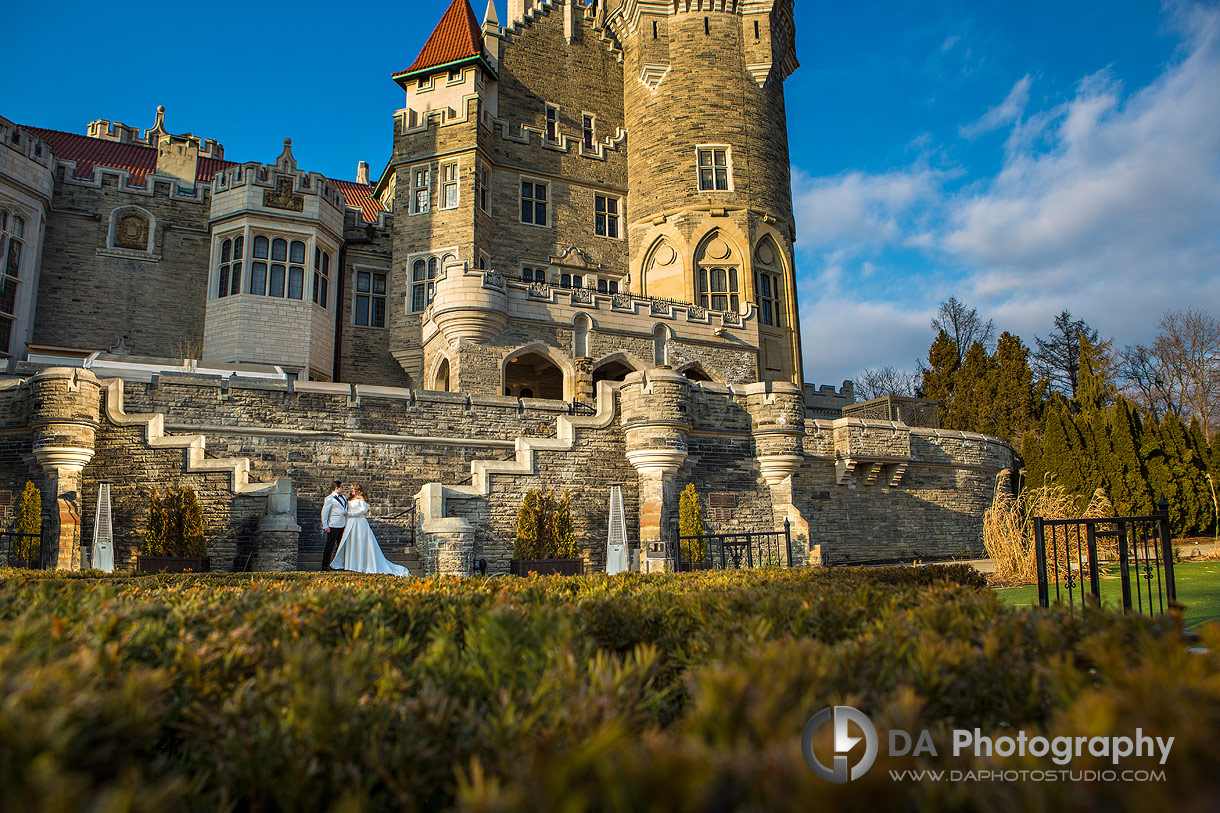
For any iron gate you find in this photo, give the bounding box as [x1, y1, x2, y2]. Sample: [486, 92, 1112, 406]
[1034, 497, 1177, 617]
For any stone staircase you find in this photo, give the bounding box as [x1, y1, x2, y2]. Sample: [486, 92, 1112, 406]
[297, 533, 423, 574]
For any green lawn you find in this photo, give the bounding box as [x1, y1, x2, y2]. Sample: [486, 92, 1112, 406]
[995, 560, 1220, 628]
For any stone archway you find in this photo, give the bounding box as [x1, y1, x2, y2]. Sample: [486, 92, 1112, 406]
[503, 351, 566, 400]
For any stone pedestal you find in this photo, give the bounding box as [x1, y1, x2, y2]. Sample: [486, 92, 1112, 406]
[424, 517, 474, 576]
[255, 478, 301, 571]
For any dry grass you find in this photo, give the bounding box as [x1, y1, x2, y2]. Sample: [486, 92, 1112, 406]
[983, 471, 1115, 586]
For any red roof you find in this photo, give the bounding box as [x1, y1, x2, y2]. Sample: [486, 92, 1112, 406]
[330, 178, 386, 224]
[394, 0, 483, 78]
[24, 125, 234, 186]
[24, 124, 384, 222]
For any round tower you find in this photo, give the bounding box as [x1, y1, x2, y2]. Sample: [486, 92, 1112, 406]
[602, 0, 803, 385]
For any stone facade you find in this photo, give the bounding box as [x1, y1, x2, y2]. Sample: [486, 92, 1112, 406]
[0, 1, 1018, 573]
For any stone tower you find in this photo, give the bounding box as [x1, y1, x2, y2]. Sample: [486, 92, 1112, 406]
[601, 0, 802, 385]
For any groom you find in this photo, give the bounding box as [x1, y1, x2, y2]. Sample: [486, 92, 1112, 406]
[320, 480, 347, 571]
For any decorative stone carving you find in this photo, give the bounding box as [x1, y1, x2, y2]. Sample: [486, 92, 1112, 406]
[113, 211, 150, 251]
[263, 175, 303, 212]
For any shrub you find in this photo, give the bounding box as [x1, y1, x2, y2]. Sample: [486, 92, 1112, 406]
[678, 483, 706, 563]
[142, 486, 206, 558]
[514, 488, 576, 560]
[12, 481, 41, 562]
[0, 566, 1211, 810]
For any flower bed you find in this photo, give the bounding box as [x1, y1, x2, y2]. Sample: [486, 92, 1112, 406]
[0, 565, 1214, 809]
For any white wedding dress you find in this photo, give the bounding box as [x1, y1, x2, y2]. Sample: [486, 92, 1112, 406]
[330, 499, 410, 576]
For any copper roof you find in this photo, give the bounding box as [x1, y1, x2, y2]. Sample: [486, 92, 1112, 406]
[330, 178, 386, 224]
[394, 0, 484, 78]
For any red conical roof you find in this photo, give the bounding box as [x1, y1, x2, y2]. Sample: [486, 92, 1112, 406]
[394, 0, 484, 79]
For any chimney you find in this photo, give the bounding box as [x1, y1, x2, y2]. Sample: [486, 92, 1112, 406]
[357, 161, 370, 185]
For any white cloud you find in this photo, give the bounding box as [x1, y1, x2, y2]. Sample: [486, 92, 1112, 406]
[796, 2, 1220, 385]
[959, 74, 1032, 139]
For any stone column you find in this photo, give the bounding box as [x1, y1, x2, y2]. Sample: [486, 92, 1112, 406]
[621, 367, 690, 573]
[742, 381, 816, 565]
[28, 367, 101, 570]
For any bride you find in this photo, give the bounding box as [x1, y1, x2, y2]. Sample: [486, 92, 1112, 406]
[330, 483, 410, 576]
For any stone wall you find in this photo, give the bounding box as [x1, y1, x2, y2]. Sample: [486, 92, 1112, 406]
[35, 172, 211, 357]
[0, 362, 1013, 574]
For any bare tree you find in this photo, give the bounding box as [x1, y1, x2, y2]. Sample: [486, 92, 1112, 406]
[1118, 343, 1181, 421]
[854, 366, 919, 401]
[931, 297, 995, 366]
[1150, 308, 1220, 438]
[1033, 310, 1114, 397]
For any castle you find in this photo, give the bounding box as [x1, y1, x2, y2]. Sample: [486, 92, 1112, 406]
[0, 0, 1013, 574]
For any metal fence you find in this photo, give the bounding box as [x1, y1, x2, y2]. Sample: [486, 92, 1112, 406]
[0, 531, 44, 569]
[1034, 497, 1177, 618]
[674, 519, 794, 570]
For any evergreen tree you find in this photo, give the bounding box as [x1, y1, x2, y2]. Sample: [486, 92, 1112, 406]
[177, 487, 206, 558]
[550, 490, 577, 559]
[143, 487, 167, 556]
[1034, 311, 1112, 397]
[919, 330, 960, 419]
[1104, 397, 1153, 516]
[13, 481, 41, 562]
[678, 484, 707, 564]
[514, 489, 543, 560]
[1076, 333, 1117, 412]
[946, 341, 995, 433]
[989, 332, 1039, 442]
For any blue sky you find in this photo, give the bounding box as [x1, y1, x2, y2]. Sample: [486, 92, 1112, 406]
[4, 1, 1218, 385]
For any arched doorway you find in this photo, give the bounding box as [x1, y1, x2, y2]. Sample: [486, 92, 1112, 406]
[680, 365, 712, 382]
[503, 351, 565, 399]
[433, 357, 450, 392]
[593, 360, 635, 385]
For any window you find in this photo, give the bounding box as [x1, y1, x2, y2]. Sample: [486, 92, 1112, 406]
[411, 258, 437, 312]
[754, 271, 782, 327]
[545, 104, 559, 142]
[582, 114, 595, 151]
[594, 195, 620, 238]
[521, 266, 547, 283]
[0, 213, 23, 355]
[288, 240, 305, 300]
[697, 147, 731, 191]
[355, 269, 387, 327]
[313, 248, 330, 308]
[269, 238, 287, 297]
[476, 163, 490, 213]
[478, 251, 490, 270]
[412, 166, 430, 214]
[560, 273, 583, 289]
[520, 181, 548, 226]
[216, 235, 244, 298]
[440, 162, 458, 209]
[698, 267, 739, 313]
[250, 235, 268, 295]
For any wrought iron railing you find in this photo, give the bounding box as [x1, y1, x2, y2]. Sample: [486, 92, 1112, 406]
[1, 531, 44, 569]
[674, 518, 794, 570]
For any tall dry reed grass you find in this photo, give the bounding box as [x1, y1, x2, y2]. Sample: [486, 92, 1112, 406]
[983, 471, 1114, 586]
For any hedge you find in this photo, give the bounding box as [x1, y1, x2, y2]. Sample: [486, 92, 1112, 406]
[0, 566, 1214, 810]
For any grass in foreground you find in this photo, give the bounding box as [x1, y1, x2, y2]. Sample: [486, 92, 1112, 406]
[994, 559, 1220, 628]
[0, 566, 1217, 811]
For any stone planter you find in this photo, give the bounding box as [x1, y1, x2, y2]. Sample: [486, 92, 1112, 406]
[510, 558, 584, 577]
[136, 556, 211, 574]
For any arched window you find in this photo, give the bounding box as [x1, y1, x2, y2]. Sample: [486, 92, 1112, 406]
[250, 235, 268, 294]
[288, 240, 305, 300]
[0, 212, 23, 355]
[410, 253, 450, 312]
[573, 314, 591, 358]
[753, 236, 785, 328]
[269, 238, 287, 297]
[652, 323, 670, 367]
[503, 349, 566, 400]
[216, 234, 243, 298]
[694, 232, 740, 313]
[313, 247, 331, 308]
